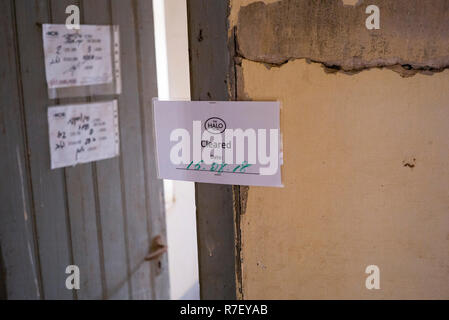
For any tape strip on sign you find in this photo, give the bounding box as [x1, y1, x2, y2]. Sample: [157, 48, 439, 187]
[153, 100, 283, 187]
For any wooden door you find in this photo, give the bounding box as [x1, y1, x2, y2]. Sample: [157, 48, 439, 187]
[0, 0, 169, 300]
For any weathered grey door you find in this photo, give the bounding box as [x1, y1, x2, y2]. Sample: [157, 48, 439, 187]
[0, 0, 169, 299]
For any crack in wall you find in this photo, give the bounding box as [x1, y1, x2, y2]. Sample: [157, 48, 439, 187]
[235, 53, 449, 77]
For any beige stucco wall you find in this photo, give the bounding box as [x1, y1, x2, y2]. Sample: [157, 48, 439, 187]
[239, 58, 449, 299]
[233, 0, 449, 299]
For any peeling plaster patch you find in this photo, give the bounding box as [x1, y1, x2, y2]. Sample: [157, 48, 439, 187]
[341, 0, 362, 6]
[236, 0, 449, 73]
[403, 158, 417, 169]
[239, 186, 249, 215]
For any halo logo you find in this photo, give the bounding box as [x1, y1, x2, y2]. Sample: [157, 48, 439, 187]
[205, 117, 226, 134]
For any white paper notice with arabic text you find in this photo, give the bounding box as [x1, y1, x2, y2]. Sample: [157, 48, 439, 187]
[43, 24, 116, 89]
[48, 100, 120, 169]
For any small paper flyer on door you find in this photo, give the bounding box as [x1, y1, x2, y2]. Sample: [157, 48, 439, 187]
[153, 100, 283, 187]
[42, 24, 118, 89]
[48, 100, 120, 169]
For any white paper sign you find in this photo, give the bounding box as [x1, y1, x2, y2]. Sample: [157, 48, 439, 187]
[43, 24, 118, 89]
[48, 100, 120, 169]
[153, 100, 283, 187]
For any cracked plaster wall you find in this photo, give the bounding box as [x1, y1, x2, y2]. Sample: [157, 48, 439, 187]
[232, 0, 449, 299]
[234, 0, 449, 75]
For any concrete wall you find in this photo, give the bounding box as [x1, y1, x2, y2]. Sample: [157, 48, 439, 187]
[231, 0, 449, 299]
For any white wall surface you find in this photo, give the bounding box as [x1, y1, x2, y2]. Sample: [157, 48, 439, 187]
[153, 0, 199, 300]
